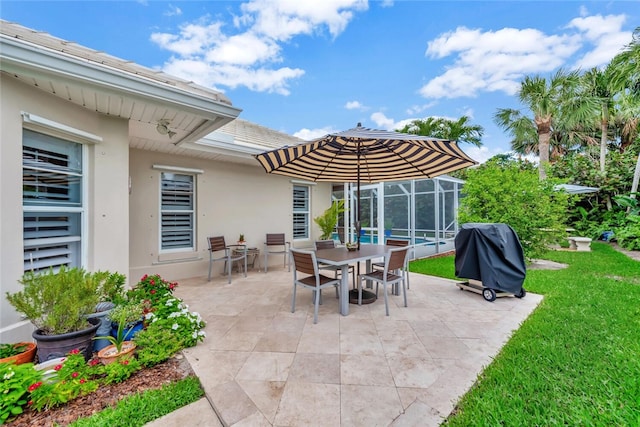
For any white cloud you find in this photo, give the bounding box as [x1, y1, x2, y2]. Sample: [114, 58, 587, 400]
[370, 112, 397, 130]
[151, 21, 225, 57]
[150, 0, 367, 94]
[162, 59, 305, 95]
[164, 4, 182, 17]
[205, 32, 282, 65]
[405, 102, 437, 115]
[463, 145, 510, 164]
[567, 14, 631, 69]
[345, 100, 367, 110]
[294, 126, 337, 140]
[420, 13, 629, 100]
[242, 0, 368, 41]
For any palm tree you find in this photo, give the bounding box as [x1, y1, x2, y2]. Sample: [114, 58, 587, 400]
[609, 27, 640, 198]
[581, 67, 617, 173]
[494, 69, 596, 179]
[397, 116, 484, 147]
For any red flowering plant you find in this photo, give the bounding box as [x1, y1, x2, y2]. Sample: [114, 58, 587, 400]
[127, 274, 178, 307]
[27, 349, 100, 411]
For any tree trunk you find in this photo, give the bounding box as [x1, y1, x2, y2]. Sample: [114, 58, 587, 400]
[631, 150, 640, 199]
[600, 117, 608, 173]
[538, 131, 551, 180]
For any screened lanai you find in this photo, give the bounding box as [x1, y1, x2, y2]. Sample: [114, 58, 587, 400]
[332, 175, 464, 259]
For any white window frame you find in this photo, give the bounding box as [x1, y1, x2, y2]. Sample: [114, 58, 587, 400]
[22, 126, 90, 273]
[292, 184, 310, 240]
[158, 170, 197, 253]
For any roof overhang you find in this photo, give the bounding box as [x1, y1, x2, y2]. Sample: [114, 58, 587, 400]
[0, 21, 242, 148]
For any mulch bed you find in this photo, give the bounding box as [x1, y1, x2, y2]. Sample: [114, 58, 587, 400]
[6, 355, 194, 427]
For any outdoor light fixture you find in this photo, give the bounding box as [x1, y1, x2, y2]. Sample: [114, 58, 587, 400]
[156, 119, 176, 138]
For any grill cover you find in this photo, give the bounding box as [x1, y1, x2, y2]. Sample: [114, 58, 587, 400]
[454, 223, 526, 294]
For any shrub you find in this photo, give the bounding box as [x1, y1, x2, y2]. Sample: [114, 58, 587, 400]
[458, 157, 570, 260]
[127, 274, 178, 306]
[134, 324, 184, 368]
[0, 362, 42, 423]
[144, 296, 205, 348]
[6, 267, 125, 335]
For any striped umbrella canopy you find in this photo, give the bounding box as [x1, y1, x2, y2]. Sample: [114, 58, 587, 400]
[255, 123, 478, 245]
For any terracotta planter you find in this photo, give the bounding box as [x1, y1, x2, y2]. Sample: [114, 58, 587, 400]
[0, 342, 37, 365]
[97, 341, 137, 365]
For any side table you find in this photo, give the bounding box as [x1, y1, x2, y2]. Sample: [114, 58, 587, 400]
[232, 248, 261, 271]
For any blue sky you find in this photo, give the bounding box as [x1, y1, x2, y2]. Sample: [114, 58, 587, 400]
[2, 1, 638, 162]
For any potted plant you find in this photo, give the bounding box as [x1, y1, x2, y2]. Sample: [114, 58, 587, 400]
[238, 233, 246, 244]
[0, 342, 37, 365]
[95, 311, 137, 365]
[108, 301, 145, 341]
[87, 272, 127, 352]
[5, 266, 123, 362]
[314, 200, 345, 240]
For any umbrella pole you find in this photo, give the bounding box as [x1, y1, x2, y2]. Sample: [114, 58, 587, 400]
[356, 142, 361, 250]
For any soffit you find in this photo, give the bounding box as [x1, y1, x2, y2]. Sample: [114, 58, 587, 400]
[0, 20, 241, 149]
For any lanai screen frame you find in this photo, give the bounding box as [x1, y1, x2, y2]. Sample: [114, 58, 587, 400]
[331, 175, 464, 259]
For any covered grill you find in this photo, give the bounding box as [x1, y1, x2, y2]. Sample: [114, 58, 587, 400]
[454, 223, 527, 301]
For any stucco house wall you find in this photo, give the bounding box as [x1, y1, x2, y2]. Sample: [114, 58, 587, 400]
[128, 148, 330, 281]
[1, 76, 130, 342]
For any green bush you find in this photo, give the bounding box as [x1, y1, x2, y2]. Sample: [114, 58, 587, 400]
[134, 324, 184, 368]
[313, 200, 345, 240]
[611, 194, 640, 250]
[458, 157, 570, 260]
[0, 362, 42, 423]
[6, 267, 122, 335]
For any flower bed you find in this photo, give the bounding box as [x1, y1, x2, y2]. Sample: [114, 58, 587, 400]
[1, 274, 205, 425]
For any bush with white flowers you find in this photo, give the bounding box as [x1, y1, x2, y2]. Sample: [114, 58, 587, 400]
[144, 295, 205, 348]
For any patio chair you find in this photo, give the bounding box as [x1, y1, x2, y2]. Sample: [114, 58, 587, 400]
[358, 246, 409, 316]
[314, 239, 356, 295]
[372, 238, 411, 291]
[263, 233, 290, 273]
[207, 236, 247, 284]
[290, 248, 341, 324]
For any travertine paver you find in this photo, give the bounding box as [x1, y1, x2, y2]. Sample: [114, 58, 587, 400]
[174, 267, 542, 426]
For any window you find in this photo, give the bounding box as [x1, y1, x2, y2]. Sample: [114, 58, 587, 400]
[160, 172, 195, 251]
[292, 185, 309, 239]
[23, 130, 83, 272]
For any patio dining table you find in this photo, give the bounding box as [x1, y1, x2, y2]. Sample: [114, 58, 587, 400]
[314, 244, 391, 316]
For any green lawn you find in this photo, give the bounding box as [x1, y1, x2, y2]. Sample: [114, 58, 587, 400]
[410, 242, 640, 426]
[70, 376, 204, 427]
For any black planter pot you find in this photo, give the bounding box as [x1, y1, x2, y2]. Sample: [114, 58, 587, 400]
[32, 317, 101, 362]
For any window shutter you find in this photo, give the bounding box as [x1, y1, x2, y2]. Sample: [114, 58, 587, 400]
[160, 173, 195, 250]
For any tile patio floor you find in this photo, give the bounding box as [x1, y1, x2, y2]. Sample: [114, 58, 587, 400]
[172, 266, 542, 427]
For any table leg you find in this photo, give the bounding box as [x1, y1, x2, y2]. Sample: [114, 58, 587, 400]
[340, 264, 349, 316]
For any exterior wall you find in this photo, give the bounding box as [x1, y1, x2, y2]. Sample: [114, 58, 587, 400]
[0, 77, 130, 343]
[128, 148, 331, 283]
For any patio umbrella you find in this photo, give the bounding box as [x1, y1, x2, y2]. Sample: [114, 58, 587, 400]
[254, 123, 477, 246]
